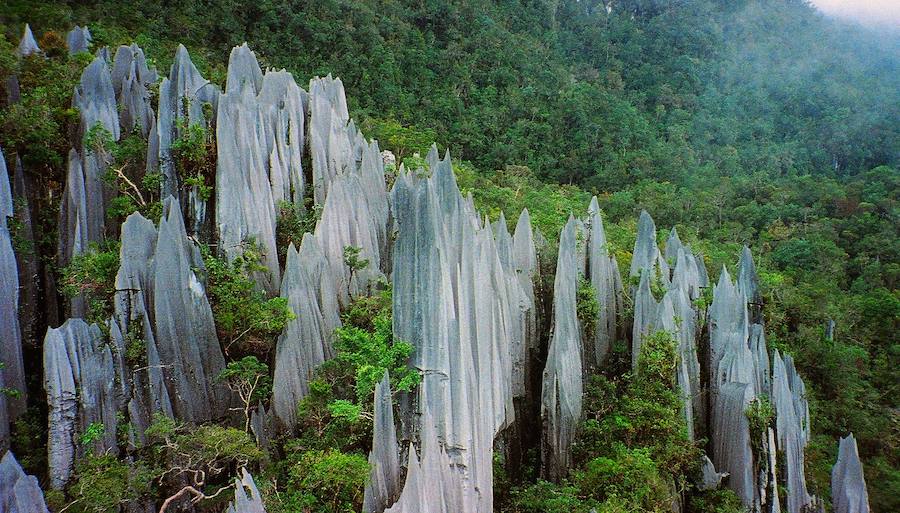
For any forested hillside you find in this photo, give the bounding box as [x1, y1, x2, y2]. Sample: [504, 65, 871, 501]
[0, 0, 897, 512]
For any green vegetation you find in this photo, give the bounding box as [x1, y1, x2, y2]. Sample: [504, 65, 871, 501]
[576, 277, 600, 341]
[200, 243, 293, 358]
[275, 199, 321, 264]
[217, 356, 273, 432]
[171, 117, 215, 200]
[745, 396, 775, 455]
[59, 240, 120, 324]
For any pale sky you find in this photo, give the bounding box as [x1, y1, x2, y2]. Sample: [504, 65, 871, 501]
[809, 0, 900, 29]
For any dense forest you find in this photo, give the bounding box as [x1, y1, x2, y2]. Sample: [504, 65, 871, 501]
[0, 0, 897, 512]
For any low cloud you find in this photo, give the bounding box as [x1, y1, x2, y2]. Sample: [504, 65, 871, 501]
[810, 0, 900, 30]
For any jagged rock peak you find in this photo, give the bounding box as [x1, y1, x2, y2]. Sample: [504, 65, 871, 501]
[66, 25, 92, 54]
[832, 434, 870, 513]
[363, 372, 402, 513]
[0, 146, 25, 436]
[630, 209, 670, 287]
[738, 245, 762, 322]
[712, 382, 757, 506]
[226, 43, 264, 94]
[664, 226, 683, 264]
[111, 43, 157, 137]
[0, 451, 50, 513]
[224, 468, 266, 513]
[272, 235, 340, 429]
[17, 24, 40, 57]
[541, 215, 583, 481]
[773, 350, 812, 513]
[43, 319, 117, 490]
[586, 196, 620, 367]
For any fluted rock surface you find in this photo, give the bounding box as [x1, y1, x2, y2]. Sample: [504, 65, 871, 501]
[17, 24, 40, 57]
[155, 44, 220, 220]
[388, 149, 533, 511]
[773, 350, 812, 513]
[66, 26, 91, 54]
[363, 372, 402, 513]
[0, 148, 25, 434]
[0, 451, 50, 513]
[585, 197, 620, 367]
[111, 198, 229, 429]
[111, 44, 157, 137]
[217, 44, 308, 292]
[272, 235, 340, 429]
[309, 75, 351, 204]
[629, 209, 669, 286]
[832, 434, 869, 513]
[224, 468, 266, 513]
[738, 246, 763, 323]
[541, 216, 583, 481]
[44, 319, 118, 489]
[712, 382, 756, 506]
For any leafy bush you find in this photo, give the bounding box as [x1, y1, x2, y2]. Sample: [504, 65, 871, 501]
[576, 278, 600, 341]
[59, 240, 120, 324]
[217, 356, 272, 432]
[280, 449, 369, 513]
[201, 243, 294, 358]
[53, 454, 155, 513]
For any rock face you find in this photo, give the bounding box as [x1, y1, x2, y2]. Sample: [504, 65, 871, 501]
[773, 350, 812, 513]
[216, 44, 308, 293]
[17, 24, 40, 57]
[66, 26, 91, 54]
[0, 451, 50, 513]
[59, 57, 121, 278]
[155, 44, 220, 231]
[308, 75, 351, 205]
[832, 434, 870, 513]
[363, 372, 402, 513]
[629, 209, 669, 287]
[585, 197, 620, 367]
[541, 216, 583, 481]
[712, 381, 756, 505]
[110, 198, 230, 434]
[111, 44, 157, 137]
[224, 468, 267, 513]
[386, 149, 535, 511]
[0, 147, 25, 438]
[272, 236, 340, 429]
[43, 319, 119, 489]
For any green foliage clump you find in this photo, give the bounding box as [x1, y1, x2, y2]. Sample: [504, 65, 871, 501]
[745, 396, 775, 455]
[54, 454, 155, 513]
[278, 449, 369, 513]
[275, 199, 322, 264]
[201, 243, 293, 358]
[687, 489, 746, 513]
[217, 356, 272, 432]
[171, 118, 215, 199]
[59, 240, 120, 324]
[575, 445, 671, 512]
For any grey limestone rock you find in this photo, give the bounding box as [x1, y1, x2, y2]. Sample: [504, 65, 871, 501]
[712, 382, 757, 506]
[43, 319, 118, 489]
[699, 455, 727, 491]
[16, 24, 40, 57]
[66, 26, 91, 55]
[738, 246, 763, 323]
[272, 235, 340, 429]
[363, 372, 402, 513]
[0, 148, 25, 432]
[309, 75, 351, 205]
[772, 350, 812, 513]
[112, 44, 157, 137]
[541, 216, 583, 481]
[629, 210, 670, 286]
[831, 434, 869, 513]
[0, 451, 50, 513]
[224, 468, 266, 513]
[586, 197, 619, 367]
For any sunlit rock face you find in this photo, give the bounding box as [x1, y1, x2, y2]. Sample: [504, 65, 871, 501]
[585, 197, 621, 368]
[111, 44, 157, 138]
[0, 451, 50, 513]
[386, 148, 535, 512]
[773, 350, 812, 513]
[224, 468, 267, 513]
[832, 434, 870, 513]
[541, 216, 583, 482]
[43, 319, 118, 490]
[109, 198, 230, 437]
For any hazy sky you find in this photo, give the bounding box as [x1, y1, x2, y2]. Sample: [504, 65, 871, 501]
[809, 0, 900, 29]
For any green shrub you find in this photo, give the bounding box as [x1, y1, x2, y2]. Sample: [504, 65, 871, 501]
[576, 277, 600, 341]
[59, 240, 120, 324]
[217, 356, 272, 432]
[281, 449, 369, 513]
[575, 445, 671, 512]
[60, 454, 155, 513]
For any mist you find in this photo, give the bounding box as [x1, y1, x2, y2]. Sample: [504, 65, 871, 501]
[810, 0, 900, 31]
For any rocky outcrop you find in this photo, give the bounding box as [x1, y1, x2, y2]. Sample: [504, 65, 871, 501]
[216, 44, 308, 292]
[43, 319, 119, 489]
[712, 381, 756, 506]
[541, 216, 583, 481]
[629, 209, 669, 287]
[0, 148, 25, 437]
[155, 44, 220, 230]
[0, 451, 50, 513]
[738, 246, 762, 324]
[66, 26, 91, 55]
[224, 468, 266, 513]
[309, 75, 350, 205]
[272, 235, 340, 429]
[773, 350, 812, 513]
[585, 197, 620, 367]
[832, 434, 869, 513]
[111, 44, 157, 137]
[363, 372, 402, 513]
[512, 208, 540, 401]
[17, 24, 40, 57]
[110, 198, 230, 433]
[387, 149, 534, 511]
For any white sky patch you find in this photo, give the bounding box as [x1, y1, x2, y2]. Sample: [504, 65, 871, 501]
[809, 0, 900, 29]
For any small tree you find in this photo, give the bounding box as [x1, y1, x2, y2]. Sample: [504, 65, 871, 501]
[343, 245, 370, 297]
[216, 357, 272, 433]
